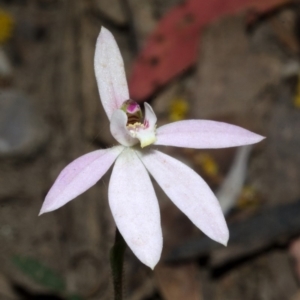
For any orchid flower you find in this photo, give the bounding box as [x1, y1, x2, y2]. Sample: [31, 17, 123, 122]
[40, 27, 264, 269]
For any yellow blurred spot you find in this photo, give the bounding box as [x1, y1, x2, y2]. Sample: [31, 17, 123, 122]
[169, 98, 189, 121]
[0, 9, 14, 44]
[194, 153, 219, 177]
[294, 74, 300, 109]
[237, 186, 260, 209]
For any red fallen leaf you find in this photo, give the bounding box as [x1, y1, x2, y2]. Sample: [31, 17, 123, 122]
[129, 0, 290, 101]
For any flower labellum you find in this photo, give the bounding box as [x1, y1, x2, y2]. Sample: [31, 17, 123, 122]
[40, 27, 265, 269]
[120, 99, 157, 148]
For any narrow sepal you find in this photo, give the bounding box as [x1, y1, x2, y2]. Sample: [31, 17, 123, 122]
[109, 148, 162, 269]
[94, 27, 129, 119]
[137, 149, 229, 246]
[155, 120, 265, 149]
[40, 146, 124, 215]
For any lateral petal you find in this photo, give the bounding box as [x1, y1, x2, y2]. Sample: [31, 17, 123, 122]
[137, 149, 229, 246]
[94, 27, 129, 119]
[155, 120, 265, 149]
[40, 146, 124, 215]
[144, 103, 157, 129]
[110, 109, 138, 146]
[109, 148, 162, 269]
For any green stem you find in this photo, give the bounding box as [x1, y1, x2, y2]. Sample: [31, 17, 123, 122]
[110, 228, 126, 300]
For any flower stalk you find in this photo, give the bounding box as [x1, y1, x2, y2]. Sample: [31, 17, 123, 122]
[110, 228, 127, 300]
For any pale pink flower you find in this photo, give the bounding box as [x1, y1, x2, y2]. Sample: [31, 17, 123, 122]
[40, 28, 264, 269]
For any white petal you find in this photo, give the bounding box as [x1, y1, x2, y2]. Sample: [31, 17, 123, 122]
[155, 120, 265, 149]
[144, 103, 157, 129]
[110, 109, 138, 146]
[137, 149, 229, 245]
[40, 146, 124, 215]
[94, 27, 129, 119]
[109, 148, 162, 268]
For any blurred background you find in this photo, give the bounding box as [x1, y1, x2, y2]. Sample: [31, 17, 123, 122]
[1, 0, 300, 299]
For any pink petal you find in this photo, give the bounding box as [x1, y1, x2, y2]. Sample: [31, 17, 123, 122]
[155, 120, 265, 149]
[110, 109, 138, 146]
[109, 148, 162, 269]
[137, 149, 229, 245]
[40, 146, 124, 215]
[94, 27, 129, 119]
